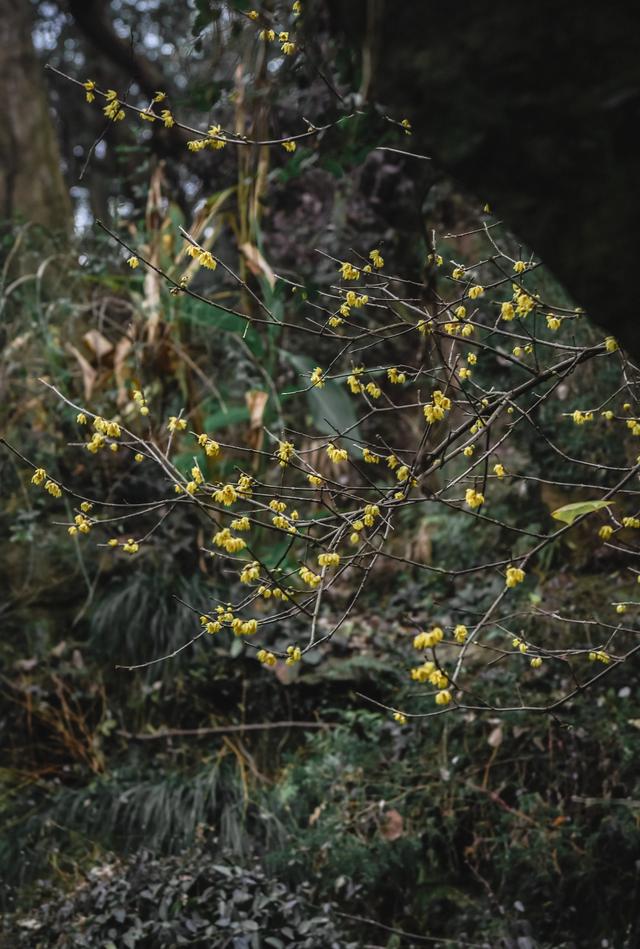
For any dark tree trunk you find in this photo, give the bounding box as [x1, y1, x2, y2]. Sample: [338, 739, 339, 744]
[0, 0, 71, 232]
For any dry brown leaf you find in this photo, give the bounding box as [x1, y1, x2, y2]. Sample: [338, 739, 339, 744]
[245, 389, 269, 429]
[240, 242, 276, 289]
[113, 335, 133, 406]
[309, 803, 325, 826]
[66, 343, 97, 400]
[83, 329, 113, 360]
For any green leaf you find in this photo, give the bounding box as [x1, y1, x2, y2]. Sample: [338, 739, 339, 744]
[551, 499, 613, 525]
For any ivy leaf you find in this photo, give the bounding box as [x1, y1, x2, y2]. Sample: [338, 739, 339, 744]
[551, 500, 613, 525]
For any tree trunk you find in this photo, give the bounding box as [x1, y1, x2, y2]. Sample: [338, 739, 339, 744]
[0, 0, 71, 232]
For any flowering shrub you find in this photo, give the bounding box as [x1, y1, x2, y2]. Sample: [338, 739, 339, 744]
[8, 0, 640, 726]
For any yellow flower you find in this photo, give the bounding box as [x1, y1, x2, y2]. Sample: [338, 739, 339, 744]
[83, 79, 96, 102]
[505, 565, 525, 588]
[393, 712, 407, 725]
[340, 261, 359, 280]
[500, 301, 515, 321]
[282, 140, 297, 152]
[369, 249, 384, 269]
[454, 624, 468, 643]
[463, 446, 474, 457]
[307, 474, 323, 487]
[285, 645, 302, 665]
[318, 552, 340, 568]
[281, 41, 295, 55]
[31, 468, 47, 486]
[326, 443, 348, 463]
[160, 109, 175, 128]
[123, 538, 139, 554]
[300, 565, 321, 587]
[465, 488, 484, 509]
[127, 256, 139, 269]
[232, 618, 258, 636]
[516, 293, 535, 317]
[198, 250, 217, 270]
[413, 627, 443, 649]
[387, 367, 406, 384]
[605, 336, 618, 352]
[435, 690, 452, 706]
[240, 561, 261, 584]
[103, 98, 125, 122]
[44, 480, 62, 498]
[530, 657, 543, 669]
[513, 260, 527, 273]
[598, 525, 613, 541]
[310, 367, 324, 388]
[167, 416, 187, 432]
[546, 314, 561, 331]
[493, 463, 505, 479]
[467, 285, 484, 300]
[214, 484, 238, 506]
[400, 118, 412, 134]
[277, 441, 295, 466]
[459, 367, 472, 381]
[248, 9, 259, 19]
[257, 649, 277, 667]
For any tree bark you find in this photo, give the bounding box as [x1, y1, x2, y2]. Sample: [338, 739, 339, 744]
[0, 0, 71, 232]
